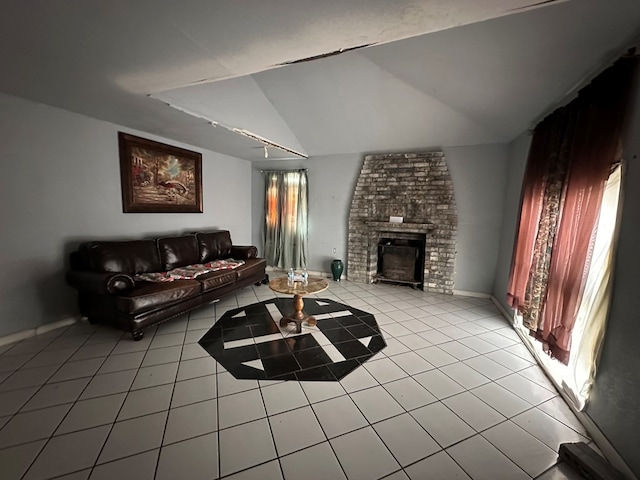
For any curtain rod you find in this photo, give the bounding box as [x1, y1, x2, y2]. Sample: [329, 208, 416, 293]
[259, 169, 308, 173]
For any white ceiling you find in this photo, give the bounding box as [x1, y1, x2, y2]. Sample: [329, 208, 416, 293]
[1, 0, 639, 160]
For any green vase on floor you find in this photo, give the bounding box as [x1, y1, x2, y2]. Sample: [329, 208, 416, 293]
[331, 259, 344, 281]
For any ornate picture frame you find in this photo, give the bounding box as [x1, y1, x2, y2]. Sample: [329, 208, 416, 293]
[118, 132, 203, 213]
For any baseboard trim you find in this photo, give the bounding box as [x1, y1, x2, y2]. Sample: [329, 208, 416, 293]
[490, 295, 516, 326]
[453, 290, 491, 298]
[490, 295, 636, 479]
[0, 316, 79, 347]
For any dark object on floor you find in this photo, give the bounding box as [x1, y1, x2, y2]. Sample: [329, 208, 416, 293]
[66, 230, 266, 340]
[331, 259, 344, 281]
[198, 298, 387, 381]
[558, 442, 626, 480]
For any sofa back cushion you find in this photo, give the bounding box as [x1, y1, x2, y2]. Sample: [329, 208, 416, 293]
[158, 235, 199, 271]
[196, 230, 232, 263]
[81, 240, 161, 274]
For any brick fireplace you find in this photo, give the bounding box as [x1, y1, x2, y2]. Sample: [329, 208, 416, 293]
[347, 152, 457, 294]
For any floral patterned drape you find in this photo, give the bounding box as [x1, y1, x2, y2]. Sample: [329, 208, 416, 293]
[518, 109, 575, 331]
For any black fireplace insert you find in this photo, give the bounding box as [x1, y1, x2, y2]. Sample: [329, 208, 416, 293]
[375, 237, 425, 289]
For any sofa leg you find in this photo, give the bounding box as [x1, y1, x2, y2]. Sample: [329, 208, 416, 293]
[132, 330, 144, 341]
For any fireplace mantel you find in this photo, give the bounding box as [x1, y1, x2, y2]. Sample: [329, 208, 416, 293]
[363, 221, 435, 232]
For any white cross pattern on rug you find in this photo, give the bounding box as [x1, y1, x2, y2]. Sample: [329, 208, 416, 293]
[198, 298, 386, 380]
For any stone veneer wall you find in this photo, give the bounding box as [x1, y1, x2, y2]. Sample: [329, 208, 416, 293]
[347, 152, 457, 293]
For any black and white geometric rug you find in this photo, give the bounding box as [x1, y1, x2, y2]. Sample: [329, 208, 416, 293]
[198, 298, 386, 381]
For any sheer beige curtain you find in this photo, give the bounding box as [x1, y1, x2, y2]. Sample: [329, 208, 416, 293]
[562, 165, 622, 409]
[263, 170, 308, 269]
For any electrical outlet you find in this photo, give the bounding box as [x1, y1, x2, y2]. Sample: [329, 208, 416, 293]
[332, 248, 337, 254]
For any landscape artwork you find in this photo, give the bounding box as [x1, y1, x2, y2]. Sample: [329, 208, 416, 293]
[118, 132, 203, 213]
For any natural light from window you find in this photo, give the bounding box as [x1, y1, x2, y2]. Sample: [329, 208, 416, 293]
[514, 165, 622, 410]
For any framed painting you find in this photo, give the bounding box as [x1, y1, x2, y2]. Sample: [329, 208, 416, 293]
[118, 132, 203, 213]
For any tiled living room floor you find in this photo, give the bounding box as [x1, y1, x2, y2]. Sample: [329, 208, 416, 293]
[0, 277, 594, 480]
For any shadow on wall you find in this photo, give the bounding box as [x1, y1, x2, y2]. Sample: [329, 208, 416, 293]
[320, 255, 337, 275]
[33, 254, 79, 323]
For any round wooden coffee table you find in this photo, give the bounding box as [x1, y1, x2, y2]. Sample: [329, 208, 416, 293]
[269, 276, 329, 333]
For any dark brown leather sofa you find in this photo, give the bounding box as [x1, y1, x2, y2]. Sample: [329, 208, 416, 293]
[66, 230, 266, 340]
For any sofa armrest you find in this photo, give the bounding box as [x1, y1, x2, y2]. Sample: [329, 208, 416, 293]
[66, 270, 135, 295]
[230, 245, 258, 260]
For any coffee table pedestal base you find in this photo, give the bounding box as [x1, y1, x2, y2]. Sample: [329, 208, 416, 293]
[279, 293, 317, 334]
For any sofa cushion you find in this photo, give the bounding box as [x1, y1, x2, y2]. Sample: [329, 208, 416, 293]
[115, 280, 202, 314]
[230, 245, 258, 260]
[81, 240, 161, 274]
[196, 270, 237, 292]
[235, 258, 267, 281]
[158, 235, 199, 271]
[196, 231, 232, 263]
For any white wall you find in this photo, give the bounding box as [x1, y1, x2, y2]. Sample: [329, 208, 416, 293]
[586, 75, 640, 477]
[444, 144, 508, 293]
[492, 132, 532, 306]
[0, 93, 252, 338]
[251, 145, 508, 294]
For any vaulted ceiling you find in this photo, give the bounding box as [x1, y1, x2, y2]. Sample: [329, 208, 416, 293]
[1, 0, 639, 160]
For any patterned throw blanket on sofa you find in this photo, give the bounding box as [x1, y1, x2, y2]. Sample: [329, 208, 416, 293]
[134, 259, 246, 283]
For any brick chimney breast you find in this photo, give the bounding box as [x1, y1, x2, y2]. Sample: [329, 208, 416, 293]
[347, 152, 457, 293]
